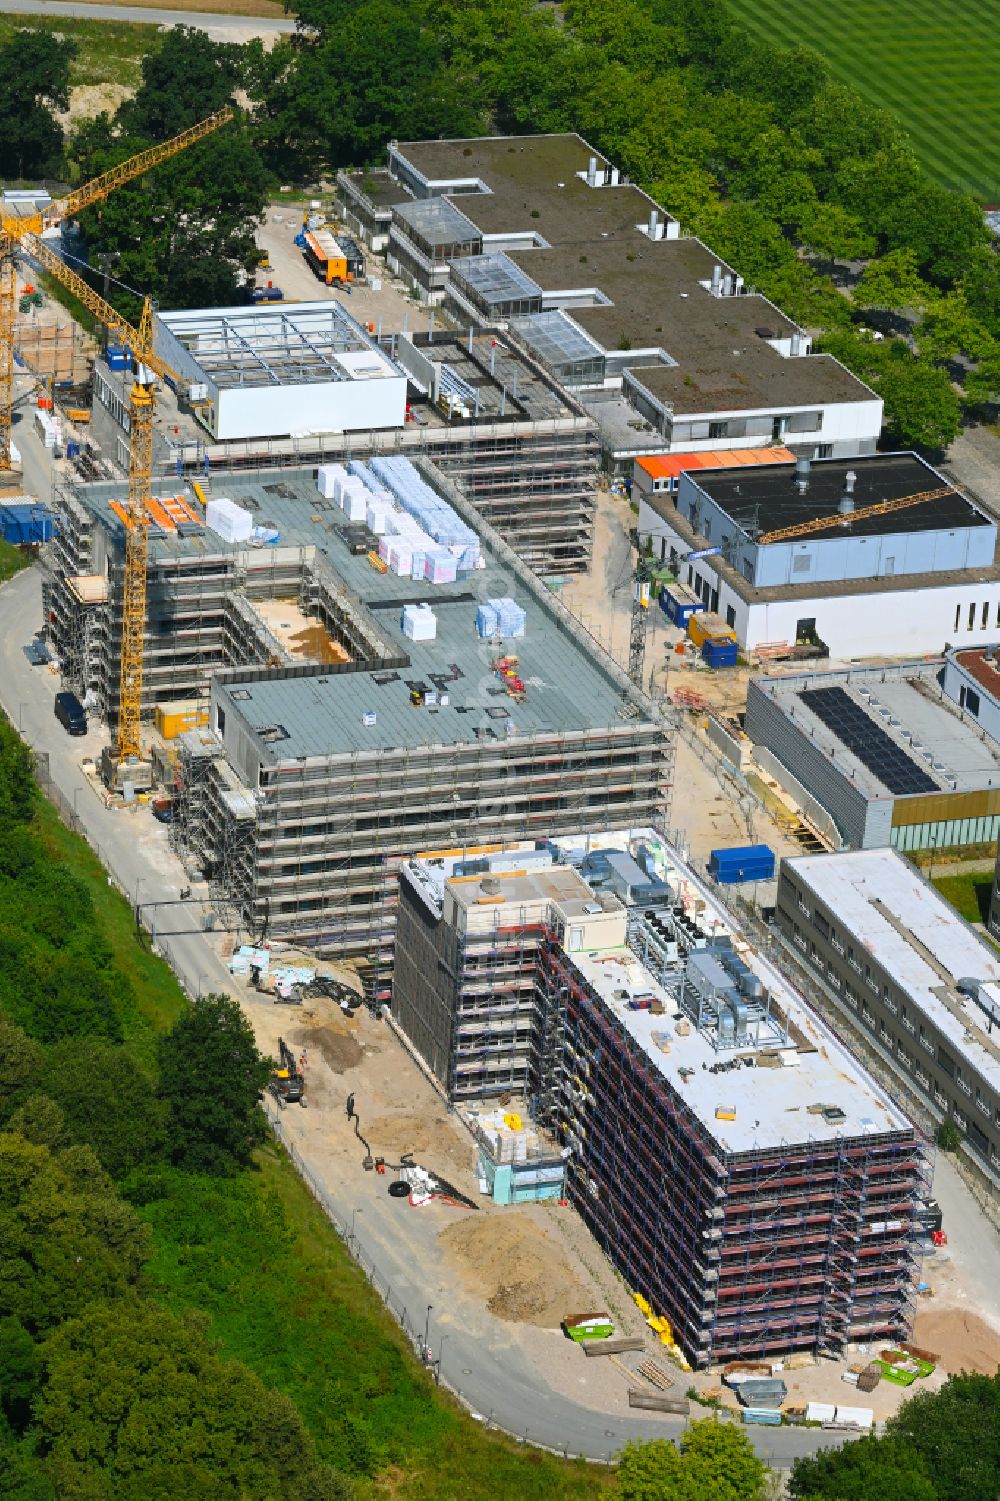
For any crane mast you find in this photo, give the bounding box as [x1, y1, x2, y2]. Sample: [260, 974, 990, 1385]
[0, 106, 234, 767]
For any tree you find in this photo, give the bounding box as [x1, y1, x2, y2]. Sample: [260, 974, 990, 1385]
[886, 1372, 1000, 1501]
[39, 1038, 166, 1178]
[877, 353, 961, 450]
[0, 1132, 149, 1334]
[788, 1433, 936, 1501]
[37, 1300, 352, 1500]
[798, 202, 876, 265]
[0, 1317, 42, 1433]
[854, 249, 937, 315]
[118, 25, 243, 140]
[0, 30, 75, 178]
[0, 1015, 43, 1127]
[914, 290, 993, 365]
[618, 1419, 765, 1501]
[157, 994, 271, 1174]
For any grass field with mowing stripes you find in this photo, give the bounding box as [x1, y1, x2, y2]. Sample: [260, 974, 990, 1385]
[724, 0, 1000, 201]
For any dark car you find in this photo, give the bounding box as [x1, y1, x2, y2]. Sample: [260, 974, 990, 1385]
[54, 690, 87, 736]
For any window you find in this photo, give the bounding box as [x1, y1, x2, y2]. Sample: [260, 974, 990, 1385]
[884, 556, 895, 576]
[726, 605, 736, 628]
[772, 416, 786, 442]
[956, 604, 962, 632]
[984, 602, 991, 629]
[793, 554, 812, 574]
[961, 686, 981, 717]
[743, 559, 754, 582]
[817, 444, 832, 459]
[216, 707, 226, 735]
[969, 602, 976, 629]
[708, 421, 728, 440]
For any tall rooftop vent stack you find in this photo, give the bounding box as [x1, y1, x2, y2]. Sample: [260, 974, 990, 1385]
[790, 330, 802, 355]
[795, 456, 811, 495]
[839, 469, 858, 515]
[648, 208, 660, 240]
[711, 264, 722, 296]
[587, 157, 598, 187]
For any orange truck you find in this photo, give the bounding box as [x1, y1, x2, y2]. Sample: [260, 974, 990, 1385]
[303, 228, 365, 286]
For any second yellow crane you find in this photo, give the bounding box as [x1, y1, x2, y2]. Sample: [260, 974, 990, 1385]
[0, 106, 234, 767]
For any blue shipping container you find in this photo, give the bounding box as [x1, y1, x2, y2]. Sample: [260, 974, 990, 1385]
[0, 502, 54, 545]
[708, 844, 775, 885]
[702, 637, 738, 668]
[660, 583, 705, 628]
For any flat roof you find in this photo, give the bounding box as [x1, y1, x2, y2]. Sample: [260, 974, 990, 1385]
[390, 135, 877, 414]
[404, 830, 911, 1153]
[750, 663, 1000, 800]
[787, 850, 1000, 1092]
[156, 303, 396, 391]
[690, 453, 986, 541]
[170, 465, 653, 760]
[636, 447, 795, 481]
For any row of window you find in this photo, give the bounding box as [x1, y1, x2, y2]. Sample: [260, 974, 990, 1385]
[953, 599, 1000, 633]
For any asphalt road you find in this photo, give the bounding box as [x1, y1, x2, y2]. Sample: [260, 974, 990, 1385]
[0, 0, 296, 32]
[0, 544, 843, 1467]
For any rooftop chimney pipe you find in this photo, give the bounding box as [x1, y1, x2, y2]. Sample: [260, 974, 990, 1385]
[648, 208, 659, 239]
[794, 456, 811, 495]
[587, 156, 598, 187]
[711, 264, 722, 294]
[790, 330, 802, 356]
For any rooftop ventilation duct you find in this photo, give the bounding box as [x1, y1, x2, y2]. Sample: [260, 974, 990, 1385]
[795, 456, 811, 495]
[587, 156, 598, 187]
[648, 208, 660, 240]
[790, 330, 802, 356]
[711, 264, 722, 295]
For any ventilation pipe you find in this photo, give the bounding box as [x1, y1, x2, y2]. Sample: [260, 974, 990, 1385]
[587, 156, 598, 187]
[795, 456, 811, 495]
[711, 263, 722, 295]
[790, 330, 802, 356]
[648, 208, 660, 240]
[839, 469, 858, 514]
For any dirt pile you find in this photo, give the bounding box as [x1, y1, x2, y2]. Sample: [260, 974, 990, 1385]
[439, 1214, 591, 1329]
[364, 1112, 473, 1179]
[914, 1307, 1000, 1375]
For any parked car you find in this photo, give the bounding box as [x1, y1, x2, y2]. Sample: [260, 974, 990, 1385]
[54, 690, 87, 736]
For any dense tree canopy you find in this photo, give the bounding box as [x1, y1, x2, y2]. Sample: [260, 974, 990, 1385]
[618, 1421, 766, 1501]
[157, 993, 271, 1174]
[37, 1301, 351, 1500]
[0, 30, 74, 178]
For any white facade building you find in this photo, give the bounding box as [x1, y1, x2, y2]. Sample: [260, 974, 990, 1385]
[154, 302, 407, 442]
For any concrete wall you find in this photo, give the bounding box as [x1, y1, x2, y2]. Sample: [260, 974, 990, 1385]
[208, 372, 406, 442]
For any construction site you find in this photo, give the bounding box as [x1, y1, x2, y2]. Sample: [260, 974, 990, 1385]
[43, 452, 671, 983]
[392, 830, 930, 1368]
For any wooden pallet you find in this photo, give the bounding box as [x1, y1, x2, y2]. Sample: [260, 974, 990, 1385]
[636, 1358, 676, 1391]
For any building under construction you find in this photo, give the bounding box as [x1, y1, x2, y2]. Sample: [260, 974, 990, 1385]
[89, 318, 599, 574]
[43, 458, 669, 975]
[393, 833, 928, 1367]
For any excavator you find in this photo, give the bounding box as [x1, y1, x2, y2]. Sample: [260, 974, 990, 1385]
[269, 1038, 305, 1107]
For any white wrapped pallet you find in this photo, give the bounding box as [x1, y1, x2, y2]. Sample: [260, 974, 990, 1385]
[366, 500, 390, 534]
[401, 603, 437, 641]
[317, 463, 347, 499]
[206, 497, 253, 543]
[342, 489, 368, 523]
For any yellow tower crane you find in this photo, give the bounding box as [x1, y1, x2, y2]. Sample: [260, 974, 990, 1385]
[0, 106, 234, 766]
[757, 484, 958, 545]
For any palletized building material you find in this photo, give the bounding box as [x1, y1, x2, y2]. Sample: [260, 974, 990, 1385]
[424, 550, 458, 584]
[487, 596, 526, 637]
[476, 602, 499, 638]
[402, 603, 437, 641]
[205, 497, 253, 543]
[342, 488, 367, 523]
[317, 463, 347, 499]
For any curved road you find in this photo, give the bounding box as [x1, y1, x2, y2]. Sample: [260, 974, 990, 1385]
[0, 552, 845, 1470]
[0, 0, 296, 32]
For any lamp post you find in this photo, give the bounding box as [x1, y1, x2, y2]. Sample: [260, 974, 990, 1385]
[350, 1207, 362, 1248]
[424, 1305, 433, 1362]
[435, 1335, 448, 1386]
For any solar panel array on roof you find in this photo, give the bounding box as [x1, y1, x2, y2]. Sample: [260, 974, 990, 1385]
[800, 686, 940, 796]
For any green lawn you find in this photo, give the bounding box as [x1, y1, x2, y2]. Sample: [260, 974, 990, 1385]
[0, 537, 28, 583]
[0, 12, 152, 92]
[723, 0, 1000, 201]
[931, 870, 993, 925]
